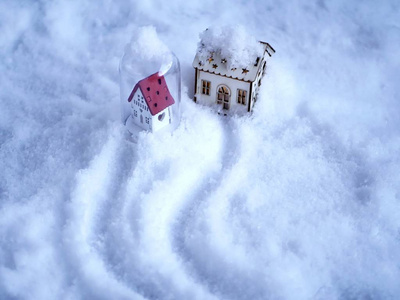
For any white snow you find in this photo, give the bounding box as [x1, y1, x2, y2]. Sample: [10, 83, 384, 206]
[1, 0, 400, 300]
[197, 25, 264, 69]
[127, 26, 170, 60]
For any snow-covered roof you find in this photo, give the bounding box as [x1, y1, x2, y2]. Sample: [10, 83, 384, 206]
[128, 73, 175, 116]
[192, 26, 275, 82]
[193, 42, 274, 82]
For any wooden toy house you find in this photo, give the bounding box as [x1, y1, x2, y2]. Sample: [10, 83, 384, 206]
[127, 73, 175, 132]
[193, 41, 275, 114]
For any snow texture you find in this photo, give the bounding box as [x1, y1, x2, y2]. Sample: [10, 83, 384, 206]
[197, 25, 264, 69]
[1, 0, 400, 300]
[127, 26, 170, 60]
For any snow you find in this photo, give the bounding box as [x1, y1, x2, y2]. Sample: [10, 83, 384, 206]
[197, 25, 264, 69]
[1, 0, 400, 299]
[126, 26, 170, 61]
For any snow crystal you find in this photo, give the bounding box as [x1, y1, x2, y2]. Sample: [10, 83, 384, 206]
[197, 25, 264, 69]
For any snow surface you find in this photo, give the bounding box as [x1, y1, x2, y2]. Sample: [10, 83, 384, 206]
[1, 1, 400, 299]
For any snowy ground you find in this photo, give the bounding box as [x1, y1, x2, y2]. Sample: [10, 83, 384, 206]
[1, 1, 400, 299]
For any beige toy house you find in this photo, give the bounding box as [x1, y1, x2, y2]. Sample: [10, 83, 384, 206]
[193, 40, 275, 114]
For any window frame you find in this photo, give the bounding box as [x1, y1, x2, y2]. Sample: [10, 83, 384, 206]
[217, 85, 231, 110]
[201, 80, 211, 95]
[237, 89, 247, 105]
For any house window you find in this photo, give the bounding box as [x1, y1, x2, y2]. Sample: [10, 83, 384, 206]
[217, 85, 230, 110]
[145, 117, 150, 124]
[201, 80, 211, 95]
[237, 89, 247, 105]
[134, 110, 138, 117]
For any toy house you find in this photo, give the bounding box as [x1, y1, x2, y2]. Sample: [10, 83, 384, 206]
[127, 72, 175, 132]
[193, 41, 275, 114]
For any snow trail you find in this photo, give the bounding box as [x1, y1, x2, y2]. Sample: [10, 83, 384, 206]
[87, 104, 224, 299]
[63, 126, 144, 299]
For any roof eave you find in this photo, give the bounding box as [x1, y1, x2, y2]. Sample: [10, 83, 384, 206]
[197, 68, 255, 83]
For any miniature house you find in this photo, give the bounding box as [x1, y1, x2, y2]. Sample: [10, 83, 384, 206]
[127, 72, 175, 132]
[193, 41, 275, 114]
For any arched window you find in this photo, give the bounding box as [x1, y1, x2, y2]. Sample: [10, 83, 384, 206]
[217, 85, 231, 110]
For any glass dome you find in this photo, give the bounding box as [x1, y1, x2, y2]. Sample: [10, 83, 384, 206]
[119, 27, 181, 136]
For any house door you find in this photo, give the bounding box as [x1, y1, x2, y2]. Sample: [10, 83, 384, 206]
[140, 115, 143, 123]
[217, 85, 231, 110]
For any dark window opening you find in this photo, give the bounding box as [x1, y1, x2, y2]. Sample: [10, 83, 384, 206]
[237, 89, 247, 105]
[158, 79, 162, 85]
[217, 86, 230, 110]
[201, 80, 211, 95]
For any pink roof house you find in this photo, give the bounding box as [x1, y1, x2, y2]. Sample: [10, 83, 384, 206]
[127, 73, 175, 132]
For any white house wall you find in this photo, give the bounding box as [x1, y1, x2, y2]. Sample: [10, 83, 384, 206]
[250, 82, 257, 111]
[151, 107, 171, 132]
[131, 90, 153, 131]
[250, 59, 268, 111]
[195, 70, 251, 114]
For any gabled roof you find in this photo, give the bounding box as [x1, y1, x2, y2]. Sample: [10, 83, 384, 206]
[192, 42, 275, 82]
[128, 73, 175, 116]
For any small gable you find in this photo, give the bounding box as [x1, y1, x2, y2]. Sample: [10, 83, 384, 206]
[128, 73, 175, 116]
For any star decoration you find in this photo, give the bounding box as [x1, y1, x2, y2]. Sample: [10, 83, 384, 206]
[212, 64, 218, 69]
[207, 56, 214, 63]
[231, 67, 237, 71]
[198, 61, 204, 66]
[242, 68, 249, 74]
[221, 58, 227, 64]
